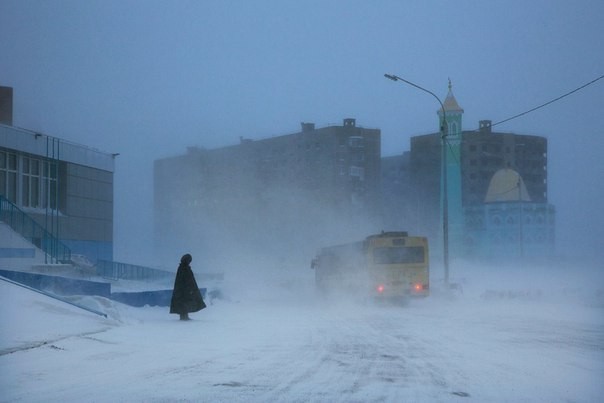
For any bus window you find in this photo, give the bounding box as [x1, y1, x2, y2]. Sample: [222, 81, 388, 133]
[373, 247, 425, 264]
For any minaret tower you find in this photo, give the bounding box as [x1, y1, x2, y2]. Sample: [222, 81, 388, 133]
[438, 79, 464, 265]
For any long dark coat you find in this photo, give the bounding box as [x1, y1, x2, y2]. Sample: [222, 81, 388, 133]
[170, 256, 206, 315]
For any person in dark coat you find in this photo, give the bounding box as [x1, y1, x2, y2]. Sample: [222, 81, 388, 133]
[170, 253, 206, 320]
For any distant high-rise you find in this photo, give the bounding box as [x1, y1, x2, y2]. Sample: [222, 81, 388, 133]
[0, 86, 13, 126]
[154, 118, 382, 265]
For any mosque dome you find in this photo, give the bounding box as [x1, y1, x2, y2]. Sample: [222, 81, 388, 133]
[484, 168, 531, 203]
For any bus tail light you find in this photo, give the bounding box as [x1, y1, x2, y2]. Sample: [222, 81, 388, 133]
[413, 283, 429, 292]
[377, 284, 385, 293]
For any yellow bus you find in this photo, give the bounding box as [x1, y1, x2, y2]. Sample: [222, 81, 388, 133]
[311, 232, 429, 299]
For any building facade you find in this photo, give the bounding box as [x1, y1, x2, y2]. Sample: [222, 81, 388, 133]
[380, 152, 411, 231]
[0, 122, 114, 263]
[154, 118, 382, 264]
[410, 126, 550, 233]
[385, 85, 554, 262]
[465, 168, 555, 260]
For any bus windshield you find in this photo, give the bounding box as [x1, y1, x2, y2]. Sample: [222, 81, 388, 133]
[373, 246, 425, 264]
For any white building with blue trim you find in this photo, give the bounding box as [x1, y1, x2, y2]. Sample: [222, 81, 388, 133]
[1, 120, 115, 265]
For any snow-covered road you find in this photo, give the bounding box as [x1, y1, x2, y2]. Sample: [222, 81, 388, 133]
[1, 264, 603, 402]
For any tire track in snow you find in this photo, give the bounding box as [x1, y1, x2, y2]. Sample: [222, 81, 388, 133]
[255, 306, 443, 400]
[0, 328, 112, 356]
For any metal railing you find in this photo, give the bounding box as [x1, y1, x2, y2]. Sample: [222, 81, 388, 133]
[0, 195, 71, 263]
[96, 259, 173, 281]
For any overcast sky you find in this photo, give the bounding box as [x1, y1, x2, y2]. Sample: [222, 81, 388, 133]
[1, 0, 603, 264]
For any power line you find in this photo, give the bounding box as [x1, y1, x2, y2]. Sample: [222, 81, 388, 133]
[490, 74, 604, 128]
[444, 73, 604, 162]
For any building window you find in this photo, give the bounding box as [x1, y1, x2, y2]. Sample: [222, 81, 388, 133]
[348, 136, 364, 148]
[43, 160, 58, 210]
[0, 151, 58, 210]
[448, 122, 458, 135]
[351, 153, 365, 163]
[0, 151, 18, 203]
[349, 166, 365, 180]
[21, 157, 42, 208]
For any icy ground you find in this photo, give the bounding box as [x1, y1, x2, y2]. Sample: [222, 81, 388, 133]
[1, 263, 603, 402]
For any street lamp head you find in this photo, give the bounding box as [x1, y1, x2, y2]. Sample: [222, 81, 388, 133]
[384, 73, 398, 81]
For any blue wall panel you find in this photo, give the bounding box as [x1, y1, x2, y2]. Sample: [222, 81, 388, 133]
[0, 248, 35, 258]
[0, 269, 111, 297]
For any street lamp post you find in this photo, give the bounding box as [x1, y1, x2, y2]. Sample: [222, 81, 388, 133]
[517, 177, 524, 258]
[384, 74, 450, 286]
